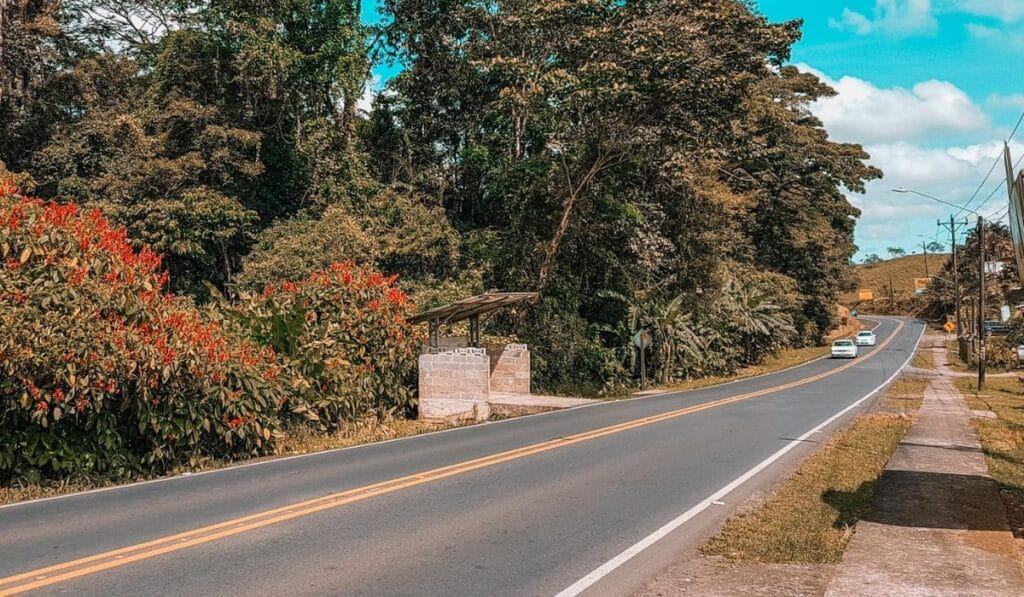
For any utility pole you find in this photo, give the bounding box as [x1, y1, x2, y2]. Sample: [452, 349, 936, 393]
[921, 241, 930, 276]
[978, 216, 986, 390]
[939, 216, 968, 338]
[889, 275, 895, 303]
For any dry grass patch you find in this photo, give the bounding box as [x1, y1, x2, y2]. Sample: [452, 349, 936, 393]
[701, 379, 921, 563]
[912, 348, 935, 370]
[945, 341, 976, 373]
[275, 417, 463, 455]
[841, 253, 949, 304]
[1, 415, 462, 506]
[956, 377, 1024, 538]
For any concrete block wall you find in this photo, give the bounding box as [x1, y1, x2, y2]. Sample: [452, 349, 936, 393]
[418, 347, 491, 422]
[490, 343, 530, 395]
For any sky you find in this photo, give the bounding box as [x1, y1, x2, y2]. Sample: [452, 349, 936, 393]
[360, 1, 1024, 260]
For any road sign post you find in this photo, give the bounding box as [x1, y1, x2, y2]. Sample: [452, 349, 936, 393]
[633, 329, 652, 390]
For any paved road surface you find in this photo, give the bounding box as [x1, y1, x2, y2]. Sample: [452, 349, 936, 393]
[0, 317, 924, 596]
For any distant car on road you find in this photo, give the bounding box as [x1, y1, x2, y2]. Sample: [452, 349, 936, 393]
[984, 320, 1010, 335]
[831, 339, 858, 359]
[855, 330, 877, 346]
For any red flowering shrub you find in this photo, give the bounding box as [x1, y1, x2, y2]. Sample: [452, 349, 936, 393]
[0, 188, 288, 482]
[221, 261, 423, 427]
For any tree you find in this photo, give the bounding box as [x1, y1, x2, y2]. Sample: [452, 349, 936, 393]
[931, 222, 1017, 320]
[925, 240, 945, 253]
[887, 246, 906, 258]
[18, 1, 375, 295]
[862, 253, 882, 265]
[380, 0, 879, 387]
[0, 1, 65, 171]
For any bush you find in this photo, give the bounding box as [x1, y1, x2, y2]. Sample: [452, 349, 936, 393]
[0, 188, 288, 483]
[220, 261, 423, 427]
[238, 189, 459, 290]
[986, 336, 1018, 370]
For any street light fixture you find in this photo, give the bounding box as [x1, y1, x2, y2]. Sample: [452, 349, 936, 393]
[891, 187, 986, 389]
[892, 188, 980, 216]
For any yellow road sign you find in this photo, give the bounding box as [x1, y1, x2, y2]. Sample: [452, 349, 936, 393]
[944, 321, 956, 333]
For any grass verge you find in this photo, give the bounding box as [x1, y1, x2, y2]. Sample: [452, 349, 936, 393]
[912, 348, 935, 370]
[700, 376, 925, 563]
[1, 416, 464, 506]
[955, 376, 1024, 538]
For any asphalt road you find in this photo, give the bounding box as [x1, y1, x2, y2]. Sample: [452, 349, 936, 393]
[0, 317, 925, 596]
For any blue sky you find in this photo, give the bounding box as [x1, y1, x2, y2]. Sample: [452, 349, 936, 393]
[360, 1, 1024, 259]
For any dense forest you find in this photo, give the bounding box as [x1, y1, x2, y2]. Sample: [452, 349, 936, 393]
[1, 0, 880, 396]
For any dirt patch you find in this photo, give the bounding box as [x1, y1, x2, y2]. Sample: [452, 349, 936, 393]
[633, 555, 833, 597]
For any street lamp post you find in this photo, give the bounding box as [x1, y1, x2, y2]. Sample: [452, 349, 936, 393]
[893, 188, 985, 390]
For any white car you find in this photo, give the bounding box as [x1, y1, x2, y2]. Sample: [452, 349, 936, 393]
[855, 330, 877, 346]
[831, 339, 858, 359]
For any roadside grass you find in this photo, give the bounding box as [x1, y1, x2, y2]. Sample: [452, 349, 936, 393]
[700, 376, 924, 563]
[1, 416, 463, 506]
[955, 377, 1024, 538]
[945, 341, 975, 373]
[945, 340, 1015, 375]
[912, 348, 935, 370]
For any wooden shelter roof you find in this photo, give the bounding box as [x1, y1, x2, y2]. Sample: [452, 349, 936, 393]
[407, 292, 539, 326]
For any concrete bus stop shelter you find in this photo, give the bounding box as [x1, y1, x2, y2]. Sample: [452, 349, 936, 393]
[407, 292, 595, 421]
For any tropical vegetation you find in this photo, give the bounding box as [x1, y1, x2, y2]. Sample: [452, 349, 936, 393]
[1, 1, 882, 480]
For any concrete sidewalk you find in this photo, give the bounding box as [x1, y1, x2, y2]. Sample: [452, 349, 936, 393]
[826, 344, 1024, 595]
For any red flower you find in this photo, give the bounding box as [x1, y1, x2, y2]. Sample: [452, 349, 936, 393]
[387, 288, 408, 306]
[0, 178, 18, 198]
[52, 388, 66, 402]
[6, 258, 21, 270]
[367, 299, 381, 311]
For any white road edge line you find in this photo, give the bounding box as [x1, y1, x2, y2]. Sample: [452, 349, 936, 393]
[554, 316, 924, 597]
[0, 320, 886, 511]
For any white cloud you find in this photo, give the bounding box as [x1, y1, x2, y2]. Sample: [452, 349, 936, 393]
[987, 93, 1024, 109]
[830, 0, 938, 37]
[357, 74, 381, 115]
[798, 65, 989, 144]
[953, 0, 1024, 22]
[853, 139, 1024, 253]
[867, 143, 975, 183]
[965, 22, 1024, 48]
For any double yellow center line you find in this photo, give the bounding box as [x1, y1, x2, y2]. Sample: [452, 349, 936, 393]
[0, 319, 903, 595]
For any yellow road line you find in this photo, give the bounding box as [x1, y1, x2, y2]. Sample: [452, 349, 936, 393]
[0, 319, 905, 595]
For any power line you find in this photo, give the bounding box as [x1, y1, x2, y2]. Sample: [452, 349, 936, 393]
[1010, 110, 1024, 144]
[955, 109, 1024, 217]
[976, 153, 1024, 212]
[957, 153, 1002, 217]
[974, 180, 1006, 212]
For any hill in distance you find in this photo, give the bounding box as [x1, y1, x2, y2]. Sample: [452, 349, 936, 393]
[842, 253, 951, 304]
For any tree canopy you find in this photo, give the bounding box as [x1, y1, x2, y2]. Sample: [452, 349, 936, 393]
[1, 0, 882, 391]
